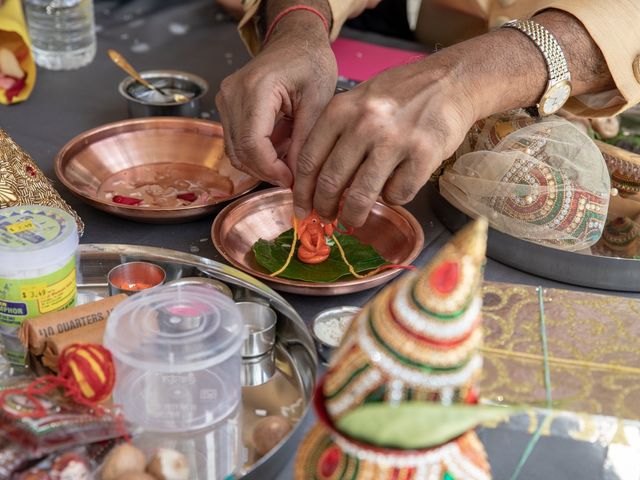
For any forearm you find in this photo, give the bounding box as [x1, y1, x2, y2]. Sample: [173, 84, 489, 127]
[443, 9, 614, 121]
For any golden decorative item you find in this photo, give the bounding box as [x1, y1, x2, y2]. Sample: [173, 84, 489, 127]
[481, 282, 640, 420]
[0, 128, 84, 234]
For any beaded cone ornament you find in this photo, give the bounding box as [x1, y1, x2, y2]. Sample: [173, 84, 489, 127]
[295, 219, 491, 480]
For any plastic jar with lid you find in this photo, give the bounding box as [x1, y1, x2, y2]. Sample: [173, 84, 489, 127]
[104, 283, 246, 432]
[0, 205, 79, 364]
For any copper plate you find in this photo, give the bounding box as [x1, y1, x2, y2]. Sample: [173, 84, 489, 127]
[55, 117, 260, 222]
[212, 188, 424, 295]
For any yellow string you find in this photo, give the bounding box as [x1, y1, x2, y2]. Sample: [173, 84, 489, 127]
[481, 347, 640, 375]
[332, 234, 370, 279]
[270, 217, 298, 278]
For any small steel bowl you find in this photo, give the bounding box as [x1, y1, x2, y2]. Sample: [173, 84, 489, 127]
[241, 349, 277, 387]
[311, 306, 361, 365]
[118, 69, 208, 118]
[55, 117, 260, 223]
[212, 188, 424, 295]
[166, 276, 233, 298]
[237, 301, 277, 358]
[107, 261, 166, 296]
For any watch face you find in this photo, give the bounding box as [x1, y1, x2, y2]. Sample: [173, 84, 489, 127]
[540, 81, 572, 116]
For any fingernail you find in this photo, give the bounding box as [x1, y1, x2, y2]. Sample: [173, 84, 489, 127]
[294, 207, 307, 220]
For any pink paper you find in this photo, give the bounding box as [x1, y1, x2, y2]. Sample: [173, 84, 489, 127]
[331, 37, 426, 83]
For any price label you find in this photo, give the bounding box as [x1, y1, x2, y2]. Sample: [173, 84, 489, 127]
[6, 220, 35, 234]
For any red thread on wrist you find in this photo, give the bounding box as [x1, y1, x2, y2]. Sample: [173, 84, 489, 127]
[263, 5, 330, 45]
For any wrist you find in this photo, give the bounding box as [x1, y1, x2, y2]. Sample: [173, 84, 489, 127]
[433, 27, 548, 122]
[265, 10, 331, 48]
[260, 1, 332, 46]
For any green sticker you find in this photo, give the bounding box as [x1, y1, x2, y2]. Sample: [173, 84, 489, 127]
[0, 209, 68, 249]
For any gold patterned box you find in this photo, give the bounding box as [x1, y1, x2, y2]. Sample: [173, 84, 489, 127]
[478, 282, 640, 476]
[481, 282, 640, 421]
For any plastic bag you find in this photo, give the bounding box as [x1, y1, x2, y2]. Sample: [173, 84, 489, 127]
[439, 111, 610, 251]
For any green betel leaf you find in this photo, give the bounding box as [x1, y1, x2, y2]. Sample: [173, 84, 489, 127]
[336, 402, 519, 449]
[252, 229, 387, 282]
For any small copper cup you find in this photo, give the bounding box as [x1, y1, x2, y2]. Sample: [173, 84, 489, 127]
[107, 261, 166, 296]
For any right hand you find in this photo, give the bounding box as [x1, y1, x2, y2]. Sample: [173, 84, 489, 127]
[216, 15, 338, 188]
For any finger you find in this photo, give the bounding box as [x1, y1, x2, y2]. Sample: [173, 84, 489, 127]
[339, 149, 403, 228]
[312, 135, 368, 221]
[271, 114, 293, 161]
[216, 91, 260, 178]
[292, 108, 343, 220]
[217, 79, 292, 187]
[382, 147, 439, 206]
[233, 100, 293, 187]
[287, 95, 332, 175]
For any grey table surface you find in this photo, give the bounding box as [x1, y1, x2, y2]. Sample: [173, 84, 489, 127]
[2, 1, 637, 478]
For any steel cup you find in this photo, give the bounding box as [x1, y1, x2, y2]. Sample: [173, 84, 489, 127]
[107, 261, 166, 296]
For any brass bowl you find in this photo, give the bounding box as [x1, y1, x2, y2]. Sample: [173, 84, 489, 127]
[55, 117, 260, 223]
[212, 188, 424, 295]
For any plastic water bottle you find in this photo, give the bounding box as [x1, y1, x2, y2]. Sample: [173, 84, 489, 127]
[22, 0, 97, 70]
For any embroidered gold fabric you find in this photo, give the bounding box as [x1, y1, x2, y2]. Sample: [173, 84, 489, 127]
[0, 129, 83, 235]
[481, 282, 640, 420]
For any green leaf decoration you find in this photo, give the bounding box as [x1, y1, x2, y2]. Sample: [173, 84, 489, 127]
[252, 229, 387, 282]
[336, 402, 519, 450]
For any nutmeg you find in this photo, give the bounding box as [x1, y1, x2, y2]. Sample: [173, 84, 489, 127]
[146, 448, 190, 480]
[252, 416, 292, 457]
[101, 444, 147, 480]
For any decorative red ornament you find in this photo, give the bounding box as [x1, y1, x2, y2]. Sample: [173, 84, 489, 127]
[464, 387, 479, 405]
[429, 261, 460, 294]
[25, 165, 36, 177]
[318, 446, 341, 478]
[58, 343, 116, 404]
[0, 344, 116, 419]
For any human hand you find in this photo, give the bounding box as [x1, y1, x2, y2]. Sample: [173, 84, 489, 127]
[293, 56, 476, 227]
[216, 14, 337, 188]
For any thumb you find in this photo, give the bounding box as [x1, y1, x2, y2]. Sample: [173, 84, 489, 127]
[285, 97, 331, 176]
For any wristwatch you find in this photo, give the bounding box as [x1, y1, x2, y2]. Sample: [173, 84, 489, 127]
[502, 19, 572, 117]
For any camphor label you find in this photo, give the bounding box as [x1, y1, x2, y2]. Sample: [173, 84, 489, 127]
[0, 256, 77, 329]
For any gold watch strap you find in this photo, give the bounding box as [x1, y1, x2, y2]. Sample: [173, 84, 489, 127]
[502, 19, 571, 84]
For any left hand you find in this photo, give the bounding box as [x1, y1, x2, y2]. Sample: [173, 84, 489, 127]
[292, 56, 477, 227]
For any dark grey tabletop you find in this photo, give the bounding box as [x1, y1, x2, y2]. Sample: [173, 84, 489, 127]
[2, 1, 635, 478]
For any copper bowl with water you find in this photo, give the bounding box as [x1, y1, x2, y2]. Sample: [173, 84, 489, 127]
[212, 188, 424, 295]
[55, 118, 260, 223]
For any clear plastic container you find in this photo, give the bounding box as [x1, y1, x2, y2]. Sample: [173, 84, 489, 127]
[23, 0, 97, 70]
[0, 205, 78, 365]
[104, 284, 246, 432]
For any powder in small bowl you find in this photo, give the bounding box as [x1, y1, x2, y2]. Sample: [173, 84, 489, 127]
[312, 307, 361, 347]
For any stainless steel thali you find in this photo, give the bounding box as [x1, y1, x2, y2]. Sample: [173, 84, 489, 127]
[76, 244, 317, 479]
[428, 184, 640, 292]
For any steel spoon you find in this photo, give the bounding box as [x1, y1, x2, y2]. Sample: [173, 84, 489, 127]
[108, 49, 190, 103]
